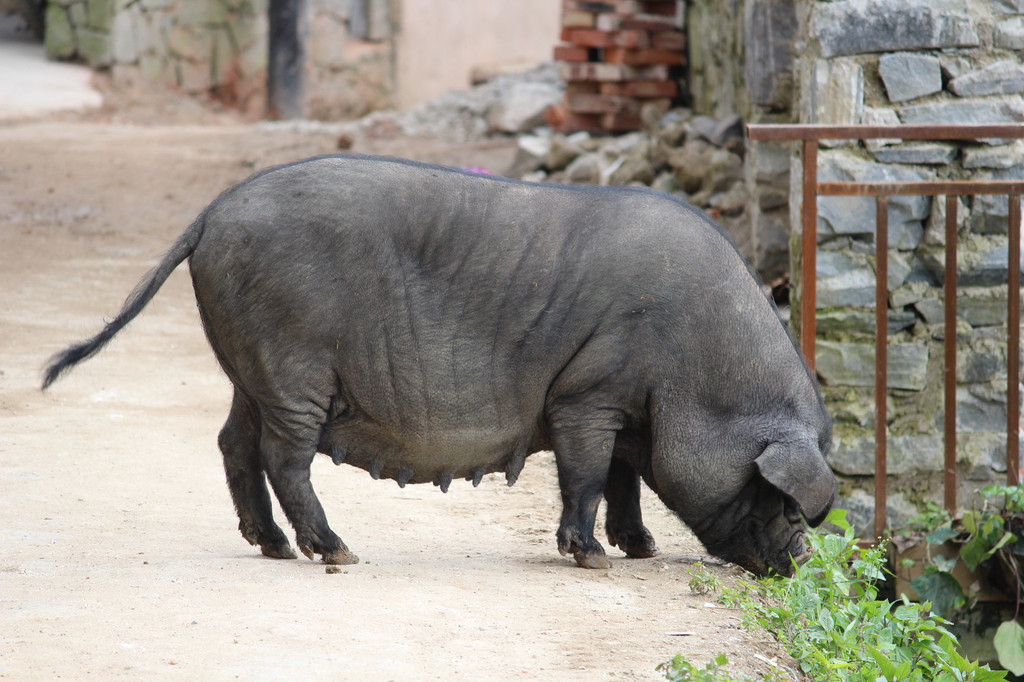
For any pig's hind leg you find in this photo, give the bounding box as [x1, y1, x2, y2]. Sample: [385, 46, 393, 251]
[603, 457, 660, 558]
[218, 389, 296, 560]
[257, 405, 359, 565]
[548, 416, 618, 569]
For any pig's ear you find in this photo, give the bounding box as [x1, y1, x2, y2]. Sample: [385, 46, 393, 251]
[755, 440, 837, 527]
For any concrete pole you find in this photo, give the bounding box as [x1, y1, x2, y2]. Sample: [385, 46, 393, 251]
[267, 0, 309, 119]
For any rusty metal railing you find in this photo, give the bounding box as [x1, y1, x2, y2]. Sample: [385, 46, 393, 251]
[746, 124, 1023, 540]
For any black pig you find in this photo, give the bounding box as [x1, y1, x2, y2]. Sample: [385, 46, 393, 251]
[43, 154, 836, 575]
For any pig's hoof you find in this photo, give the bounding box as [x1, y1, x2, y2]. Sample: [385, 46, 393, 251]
[623, 541, 661, 559]
[574, 549, 612, 570]
[609, 528, 661, 559]
[260, 541, 298, 560]
[322, 547, 359, 565]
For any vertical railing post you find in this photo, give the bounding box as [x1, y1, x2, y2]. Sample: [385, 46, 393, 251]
[1009, 192, 1021, 485]
[875, 196, 890, 540]
[944, 195, 959, 512]
[801, 139, 818, 370]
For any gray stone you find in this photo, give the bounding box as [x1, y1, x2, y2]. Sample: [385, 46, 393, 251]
[837, 489, 922, 537]
[831, 433, 944, 476]
[744, 0, 797, 109]
[507, 134, 552, 178]
[817, 250, 876, 308]
[813, 0, 979, 58]
[970, 167, 1024, 235]
[168, 23, 209, 61]
[958, 348, 1003, 384]
[546, 133, 585, 172]
[996, 17, 1024, 50]
[754, 211, 790, 279]
[957, 387, 1007, 432]
[890, 280, 929, 308]
[915, 297, 945, 324]
[608, 152, 656, 186]
[111, 4, 141, 63]
[817, 151, 931, 249]
[708, 148, 744, 192]
[44, 3, 76, 59]
[899, 100, 1024, 126]
[816, 340, 930, 390]
[803, 58, 863, 126]
[564, 152, 602, 184]
[960, 244, 1024, 286]
[86, 0, 114, 32]
[669, 139, 714, 194]
[939, 55, 973, 80]
[862, 106, 902, 151]
[949, 60, 1024, 98]
[958, 287, 1016, 327]
[925, 195, 968, 247]
[878, 53, 942, 103]
[994, 0, 1024, 13]
[689, 114, 744, 148]
[817, 270, 877, 309]
[78, 28, 113, 67]
[870, 143, 957, 165]
[963, 141, 1024, 170]
[817, 309, 917, 336]
[650, 171, 680, 195]
[888, 251, 913, 292]
[708, 182, 749, 211]
[487, 82, 562, 134]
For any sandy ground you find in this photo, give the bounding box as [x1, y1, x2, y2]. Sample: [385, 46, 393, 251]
[0, 88, 802, 680]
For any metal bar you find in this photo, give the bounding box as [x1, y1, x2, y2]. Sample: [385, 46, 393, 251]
[747, 123, 1024, 142]
[1010, 193, 1021, 486]
[875, 196, 889, 541]
[944, 195, 958, 513]
[819, 181, 1024, 197]
[802, 139, 818, 370]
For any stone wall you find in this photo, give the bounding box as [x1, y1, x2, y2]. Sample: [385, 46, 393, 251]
[44, 0, 396, 117]
[688, 0, 799, 279]
[45, 0, 272, 114]
[786, 0, 1024, 532]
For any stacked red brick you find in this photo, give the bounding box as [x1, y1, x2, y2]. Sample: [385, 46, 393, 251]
[551, 0, 685, 133]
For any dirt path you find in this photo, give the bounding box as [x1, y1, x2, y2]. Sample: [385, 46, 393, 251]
[0, 113, 799, 680]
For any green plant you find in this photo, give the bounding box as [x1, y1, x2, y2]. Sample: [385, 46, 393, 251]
[687, 561, 724, 595]
[658, 654, 738, 682]
[900, 484, 1024, 674]
[716, 509, 1005, 681]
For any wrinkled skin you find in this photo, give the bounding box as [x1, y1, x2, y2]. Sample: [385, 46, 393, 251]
[43, 154, 837, 575]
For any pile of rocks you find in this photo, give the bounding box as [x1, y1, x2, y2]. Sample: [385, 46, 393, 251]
[505, 106, 756, 265]
[387, 63, 566, 142]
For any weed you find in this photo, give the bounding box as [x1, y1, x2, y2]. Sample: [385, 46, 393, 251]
[662, 508, 1006, 681]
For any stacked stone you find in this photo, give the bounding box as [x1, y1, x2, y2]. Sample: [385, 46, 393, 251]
[45, 0, 268, 113]
[42, 0, 394, 118]
[549, 0, 686, 133]
[508, 108, 752, 262]
[792, 0, 1024, 528]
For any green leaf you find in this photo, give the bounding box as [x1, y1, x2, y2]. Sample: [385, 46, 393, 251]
[868, 644, 897, 680]
[825, 507, 850, 532]
[926, 527, 960, 545]
[995, 620, 1024, 675]
[910, 568, 966, 617]
[960, 536, 991, 572]
[932, 554, 958, 573]
[962, 510, 980, 535]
